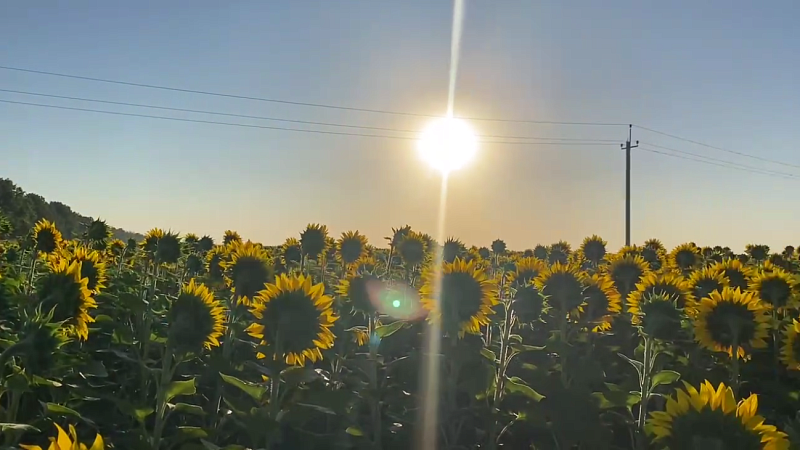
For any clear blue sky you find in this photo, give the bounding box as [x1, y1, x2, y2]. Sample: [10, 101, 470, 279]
[3, 1, 799, 251]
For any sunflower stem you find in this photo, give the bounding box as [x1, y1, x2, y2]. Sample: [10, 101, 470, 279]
[151, 347, 174, 449]
[636, 336, 654, 449]
[25, 256, 37, 296]
[368, 314, 383, 450]
[487, 285, 513, 450]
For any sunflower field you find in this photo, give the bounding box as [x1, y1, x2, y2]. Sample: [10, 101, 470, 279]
[0, 219, 799, 449]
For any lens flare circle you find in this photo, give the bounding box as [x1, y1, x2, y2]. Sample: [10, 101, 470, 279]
[418, 117, 478, 174]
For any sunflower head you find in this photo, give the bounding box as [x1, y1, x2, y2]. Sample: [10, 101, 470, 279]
[534, 262, 586, 313]
[36, 258, 97, 341]
[18, 308, 70, 376]
[749, 268, 798, 311]
[32, 219, 63, 255]
[21, 423, 105, 450]
[246, 274, 337, 366]
[688, 267, 729, 305]
[508, 257, 547, 288]
[107, 239, 126, 256]
[168, 279, 226, 354]
[669, 243, 701, 272]
[337, 272, 382, 316]
[709, 258, 753, 292]
[421, 257, 498, 338]
[547, 243, 570, 265]
[647, 381, 789, 449]
[353, 255, 378, 274]
[580, 235, 607, 264]
[511, 284, 547, 324]
[183, 233, 200, 252]
[185, 253, 204, 276]
[580, 274, 622, 332]
[477, 247, 491, 260]
[54, 246, 108, 294]
[198, 235, 215, 253]
[281, 237, 302, 267]
[644, 238, 666, 253]
[85, 218, 111, 243]
[386, 225, 412, 248]
[442, 237, 466, 263]
[336, 231, 368, 266]
[300, 223, 328, 260]
[628, 271, 693, 315]
[606, 253, 651, 295]
[205, 245, 227, 283]
[223, 241, 273, 306]
[491, 239, 507, 256]
[532, 245, 549, 261]
[745, 244, 770, 262]
[141, 228, 165, 254]
[780, 320, 800, 371]
[399, 231, 428, 267]
[223, 230, 242, 246]
[694, 288, 770, 359]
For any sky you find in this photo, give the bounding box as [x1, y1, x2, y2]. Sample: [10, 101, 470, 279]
[2, 0, 800, 252]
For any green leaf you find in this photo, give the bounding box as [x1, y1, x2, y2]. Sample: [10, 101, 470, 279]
[94, 314, 114, 323]
[345, 427, 364, 436]
[296, 402, 336, 415]
[78, 360, 108, 378]
[31, 376, 62, 387]
[0, 422, 39, 432]
[220, 373, 267, 402]
[375, 320, 406, 338]
[618, 353, 644, 382]
[165, 378, 197, 403]
[176, 426, 207, 438]
[6, 373, 29, 393]
[133, 408, 154, 422]
[170, 403, 206, 416]
[510, 343, 546, 353]
[480, 348, 496, 363]
[281, 366, 319, 387]
[650, 370, 681, 390]
[504, 376, 545, 402]
[44, 403, 94, 425]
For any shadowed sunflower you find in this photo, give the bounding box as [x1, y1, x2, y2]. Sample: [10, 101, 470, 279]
[300, 223, 328, 261]
[107, 239, 126, 257]
[580, 235, 607, 264]
[198, 235, 214, 253]
[491, 239, 507, 257]
[85, 217, 111, 243]
[353, 255, 378, 274]
[205, 245, 227, 283]
[53, 246, 108, 294]
[421, 257, 498, 338]
[644, 238, 666, 253]
[183, 233, 199, 252]
[140, 228, 182, 265]
[399, 231, 428, 268]
[618, 245, 642, 259]
[36, 258, 97, 341]
[605, 253, 651, 297]
[337, 231, 368, 267]
[140, 227, 164, 255]
[223, 230, 242, 246]
[669, 243, 701, 272]
[223, 242, 273, 306]
[246, 274, 337, 366]
[281, 237, 302, 267]
[646, 380, 789, 450]
[511, 284, 547, 324]
[442, 237, 466, 263]
[168, 279, 225, 354]
[337, 272, 382, 317]
[533, 244, 548, 260]
[711, 258, 753, 292]
[21, 423, 104, 450]
[548, 241, 571, 265]
[477, 247, 491, 260]
[749, 268, 798, 312]
[628, 271, 693, 317]
[32, 219, 63, 255]
[780, 320, 800, 371]
[688, 267, 729, 305]
[508, 257, 547, 288]
[694, 288, 770, 359]
[535, 262, 586, 314]
[580, 274, 622, 332]
[745, 244, 770, 262]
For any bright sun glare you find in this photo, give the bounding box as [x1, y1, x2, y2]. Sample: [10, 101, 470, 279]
[418, 117, 478, 175]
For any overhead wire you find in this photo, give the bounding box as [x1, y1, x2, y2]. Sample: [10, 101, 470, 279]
[637, 145, 800, 181]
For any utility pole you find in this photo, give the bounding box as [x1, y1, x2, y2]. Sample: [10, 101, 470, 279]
[622, 125, 638, 246]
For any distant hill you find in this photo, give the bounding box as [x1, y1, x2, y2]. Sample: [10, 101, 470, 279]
[0, 178, 144, 241]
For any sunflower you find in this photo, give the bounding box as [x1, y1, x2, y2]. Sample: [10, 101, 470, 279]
[780, 320, 800, 371]
[508, 257, 548, 288]
[745, 244, 770, 262]
[547, 242, 570, 264]
[140, 227, 164, 254]
[223, 241, 273, 306]
[37, 258, 97, 341]
[420, 257, 498, 338]
[385, 225, 412, 249]
[687, 267, 729, 305]
[491, 239, 507, 256]
[54, 246, 108, 294]
[532, 245, 548, 260]
[205, 245, 227, 283]
[246, 274, 337, 366]
[300, 223, 328, 260]
[605, 253, 650, 296]
[534, 262, 586, 314]
[337, 231, 368, 266]
[281, 237, 302, 267]
[198, 235, 215, 253]
[646, 380, 789, 450]
[107, 238, 126, 257]
[749, 268, 798, 311]
[337, 272, 381, 316]
[442, 237, 466, 264]
[669, 243, 701, 272]
[168, 279, 226, 353]
[628, 271, 693, 317]
[580, 235, 607, 264]
[183, 233, 200, 252]
[21, 423, 104, 450]
[18, 310, 70, 376]
[711, 258, 753, 292]
[353, 255, 378, 274]
[694, 288, 770, 359]
[223, 230, 242, 246]
[511, 284, 547, 323]
[477, 247, 491, 260]
[644, 238, 666, 253]
[32, 219, 63, 255]
[398, 231, 428, 268]
[85, 217, 111, 243]
[580, 274, 622, 331]
[351, 326, 370, 347]
[618, 245, 642, 259]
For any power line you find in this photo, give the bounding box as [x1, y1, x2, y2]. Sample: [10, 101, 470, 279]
[0, 88, 618, 143]
[0, 65, 627, 126]
[0, 98, 619, 146]
[638, 145, 800, 181]
[641, 142, 800, 178]
[634, 124, 800, 170]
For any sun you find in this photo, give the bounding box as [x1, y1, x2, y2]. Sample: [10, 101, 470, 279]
[418, 116, 478, 174]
